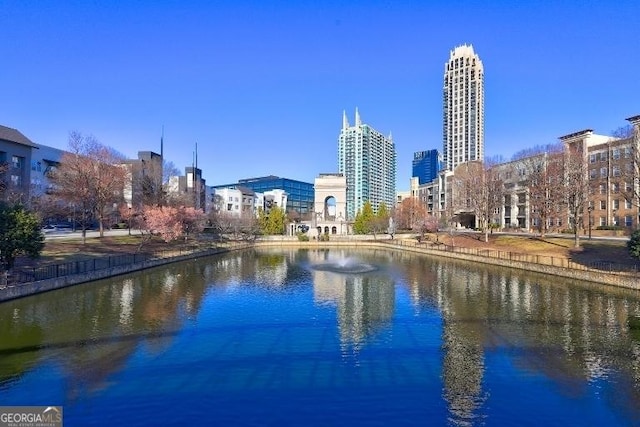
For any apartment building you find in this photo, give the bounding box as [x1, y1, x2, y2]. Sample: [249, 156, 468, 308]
[0, 125, 38, 202]
[443, 44, 484, 171]
[338, 108, 396, 220]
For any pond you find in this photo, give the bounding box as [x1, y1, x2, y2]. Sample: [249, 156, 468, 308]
[1, 247, 640, 426]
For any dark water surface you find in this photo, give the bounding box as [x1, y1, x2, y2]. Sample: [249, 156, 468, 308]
[2, 248, 640, 426]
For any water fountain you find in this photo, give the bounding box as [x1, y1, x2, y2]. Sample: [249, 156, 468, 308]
[310, 256, 378, 274]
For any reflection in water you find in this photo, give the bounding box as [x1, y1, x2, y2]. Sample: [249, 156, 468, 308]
[308, 249, 394, 353]
[398, 252, 640, 425]
[1, 248, 640, 425]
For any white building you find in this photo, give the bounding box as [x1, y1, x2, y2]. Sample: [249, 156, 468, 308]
[211, 186, 288, 218]
[443, 44, 484, 171]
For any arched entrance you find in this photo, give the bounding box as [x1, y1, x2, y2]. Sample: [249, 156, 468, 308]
[324, 196, 336, 221]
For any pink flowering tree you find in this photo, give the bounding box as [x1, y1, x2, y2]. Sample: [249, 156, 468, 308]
[140, 205, 206, 246]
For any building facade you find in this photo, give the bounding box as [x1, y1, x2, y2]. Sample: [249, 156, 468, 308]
[31, 143, 66, 197]
[443, 44, 484, 171]
[0, 125, 38, 202]
[338, 108, 396, 220]
[166, 166, 206, 210]
[211, 175, 313, 218]
[122, 151, 163, 209]
[412, 149, 440, 185]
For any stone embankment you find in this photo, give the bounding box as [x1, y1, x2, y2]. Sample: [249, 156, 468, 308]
[1, 237, 638, 303]
[255, 237, 640, 290]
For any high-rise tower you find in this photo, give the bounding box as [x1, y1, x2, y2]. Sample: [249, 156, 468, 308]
[338, 108, 396, 220]
[443, 44, 484, 171]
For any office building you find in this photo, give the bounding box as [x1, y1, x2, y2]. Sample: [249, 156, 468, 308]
[211, 175, 313, 217]
[443, 44, 484, 171]
[338, 108, 396, 220]
[412, 149, 440, 185]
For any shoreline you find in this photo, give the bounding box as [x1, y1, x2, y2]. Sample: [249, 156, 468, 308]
[2, 238, 638, 303]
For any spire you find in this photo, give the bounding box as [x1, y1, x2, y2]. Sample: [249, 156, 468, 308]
[160, 125, 164, 160]
[355, 107, 361, 127]
[342, 110, 349, 130]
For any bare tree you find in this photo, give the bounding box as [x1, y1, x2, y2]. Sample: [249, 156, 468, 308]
[562, 142, 590, 248]
[211, 211, 259, 241]
[49, 132, 127, 240]
[0, 162, 8, 200]
[519, 145, 565, 237]
[618, 124, 640, 219]
[394, 197, 427, 231]
[451, 161, 503, 242]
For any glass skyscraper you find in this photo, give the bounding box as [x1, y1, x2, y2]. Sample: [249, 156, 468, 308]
[412, 149, 440, 185]
[443, 44, 484, 171]
[338, 108, 396, 220]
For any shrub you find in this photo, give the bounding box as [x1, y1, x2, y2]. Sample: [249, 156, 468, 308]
[628, 230, 640, 260]
[596, 225, 624, 231]
[318, 233, 330, 242]
[296, 232, 309, 242]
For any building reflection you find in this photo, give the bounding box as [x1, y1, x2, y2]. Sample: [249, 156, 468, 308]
[2, 248, 640, 422]
[399, 252, 640, 424]
[308, 250, 395, 352]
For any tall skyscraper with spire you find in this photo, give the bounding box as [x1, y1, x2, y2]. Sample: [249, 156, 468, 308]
[443, 44, 484, 171]
[338, 108, 396, 220]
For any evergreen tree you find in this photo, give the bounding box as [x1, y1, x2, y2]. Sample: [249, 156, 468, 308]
[258, 206, 286, 235]
[0, 202, 45, 274]
[628, 229, 640, 260]
[353, 201, 374, 234]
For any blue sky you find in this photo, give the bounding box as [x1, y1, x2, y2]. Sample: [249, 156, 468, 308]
[2, 0, 639, 190]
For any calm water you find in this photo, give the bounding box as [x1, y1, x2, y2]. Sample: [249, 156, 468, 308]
[2, 247, 640, 426]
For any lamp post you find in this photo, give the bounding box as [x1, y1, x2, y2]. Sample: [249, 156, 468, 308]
[587, 205, 593, 239]
[128, 206, 132, 236]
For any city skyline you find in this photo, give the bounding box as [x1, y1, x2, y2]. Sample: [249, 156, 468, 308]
[2, 1, 639, 190]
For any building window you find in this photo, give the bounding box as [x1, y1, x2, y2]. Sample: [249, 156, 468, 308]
[612, 183, 619, 193]
[12, 156, 23, 169]
[600, 168, 607, 178]
[600, 200, 606, 210]
[600, 183, 606, 194]
[589, 154, 596, 164]
[626, 199, 633, 209]
[613, 216, 619, 226]
[613, 199, 620, 209]
[626, 215, 633, 227]
[599, 217, 606, 226]
[613, 148, 620, 160]
[624, 147, 632, 158]
[612, 166, 620, 177]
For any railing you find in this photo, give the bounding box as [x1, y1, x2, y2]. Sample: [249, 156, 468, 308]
[384, 239, 640, 276]
[8, 242, 252, 286]
[7, 238, 638, 286]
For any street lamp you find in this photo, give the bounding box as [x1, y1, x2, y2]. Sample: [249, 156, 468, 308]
[587, 205, 593, 239]
[128, 206, 132, 236]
